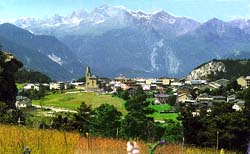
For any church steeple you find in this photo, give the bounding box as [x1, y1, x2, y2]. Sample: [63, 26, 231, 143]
[86, 66, 91, 78]
[85, 66, 98, 89]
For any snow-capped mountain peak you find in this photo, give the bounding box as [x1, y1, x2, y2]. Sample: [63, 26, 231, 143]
[229, 18, 250, 29]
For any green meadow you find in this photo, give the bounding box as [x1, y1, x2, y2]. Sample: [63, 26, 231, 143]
[32, 92, 178, 121]
[149, 104, 179, 121]
[16, 83, 24, 90]
[32, 92, 127, 114]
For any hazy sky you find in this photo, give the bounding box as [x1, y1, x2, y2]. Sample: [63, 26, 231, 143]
[0, 0, 249, 22]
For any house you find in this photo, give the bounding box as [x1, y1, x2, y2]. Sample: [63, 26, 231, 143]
[246, 76, 250, 87]
[207, 82, 221, 89]
[50, 82, 67, 90]
[160, 77, 171, 86]
[237, 76, 247, 88]
[23, 83, 39, 91]
[85, 66, 99, 90]
[15, 96, 31, 108]
[146, 79, 153, 85]
[214, 79, 229, 87]
[232, 100, 245, 111]
[227, 94, 236, 103]
[177, 93, 192, 103]
[136, 78, 146, 85]
[71, 82, 85, 89]
[127, 87, 138, 97]
[212, 96, 226, 102]
[189, 80, 207, 86]
[142, 84, 151, 91]
[170, 81, 182, 87]
[197, 93, 213, 102]
[154, 94, 169, 104]
[114, 75, 128, 84]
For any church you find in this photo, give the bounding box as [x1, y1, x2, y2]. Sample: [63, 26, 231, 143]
[85, 66, 99, 89]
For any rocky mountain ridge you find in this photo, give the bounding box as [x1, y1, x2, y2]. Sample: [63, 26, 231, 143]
[187, 60, 226, 80]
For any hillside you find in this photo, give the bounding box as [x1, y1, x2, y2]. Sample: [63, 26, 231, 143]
[187, 59, 250, 80]
[15, 68, 52, 83]
[0, 23, 86, 81]
[0, 124, 234, 154]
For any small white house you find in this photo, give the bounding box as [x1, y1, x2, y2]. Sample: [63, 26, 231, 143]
[23, 83, 39, 91]
[15, 96, 32, 108]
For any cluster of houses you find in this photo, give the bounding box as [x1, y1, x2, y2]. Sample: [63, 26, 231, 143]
[16, 66, 250, 116]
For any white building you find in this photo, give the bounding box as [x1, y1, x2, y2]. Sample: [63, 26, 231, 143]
[23, 83, 39, 91]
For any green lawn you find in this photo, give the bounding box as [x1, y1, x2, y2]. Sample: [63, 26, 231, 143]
[16, 83, 24, 90]
[149, 104, 172, 111]
[33, 92, 127, 114]
[149, 112, 179, 121]
[148, 104, 179, 121]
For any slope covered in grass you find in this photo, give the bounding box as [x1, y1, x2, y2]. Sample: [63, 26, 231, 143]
[32, 92, 127, 114]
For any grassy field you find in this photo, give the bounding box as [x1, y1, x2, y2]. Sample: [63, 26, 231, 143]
[149, 104, 173, 111]
[33, 93, 178, 121]
[16, 83, 24, 90]
[32, 92, 127, 114]
[0, 124, 236, 154]
[149, 104, 179, 121]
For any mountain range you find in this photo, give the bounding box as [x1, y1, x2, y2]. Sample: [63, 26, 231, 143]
[1, 5, 250, 80]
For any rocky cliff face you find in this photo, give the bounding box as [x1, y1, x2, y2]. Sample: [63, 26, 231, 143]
[0, 51, 23, 109]
[187, 60, 226, 80]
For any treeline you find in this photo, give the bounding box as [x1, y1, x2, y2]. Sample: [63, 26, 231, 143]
[15, 68, 52, 83]
[180, 87, 250, 152]
[207, 59, 250, 80]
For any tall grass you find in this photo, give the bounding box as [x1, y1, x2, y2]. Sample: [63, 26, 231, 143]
[0, 124, 236, 154]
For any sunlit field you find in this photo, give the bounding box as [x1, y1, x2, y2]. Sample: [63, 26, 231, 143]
[32, 92, 127, 114]
[0, 124, 236, 154]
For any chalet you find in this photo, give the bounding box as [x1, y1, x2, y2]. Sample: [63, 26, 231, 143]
[177, 93, 192, 103]
[237, 76, 246, 87]
[170, 81, 182, 87]
[15, 96, 31, 108]
[197, 93, 213, 101]
[214, 79, 229, 87]
[154, 94, 169, 104]
[145, 79, 154, 85]
[232, 100, 245, 111]
[227, 94, 236, 103]
[206, 82, 221, 89]
[50, 82, 66, 90]
[246, 76, 250, 86]
[142, 84, 151, 91]
[71, 82, 85, 89]
[212, 96, 226, 102]
[127, 87, 138, 97]
[23, 83, 39, 91]
[114, 75, 128, 84]
[160, 77, 171, 86]
[136, 78, 146, 85]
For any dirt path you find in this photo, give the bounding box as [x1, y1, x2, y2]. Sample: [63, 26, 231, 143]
[32, 104, 77, 113]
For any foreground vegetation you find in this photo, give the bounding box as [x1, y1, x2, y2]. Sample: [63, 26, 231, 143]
[0, 124, 236, 154]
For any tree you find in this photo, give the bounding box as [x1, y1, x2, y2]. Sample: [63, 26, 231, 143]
[168, 95, 177, 106]
[122, 87, 163, 141]
[72, 102, 92, 134]
[0, 51, 23, 109]
[0, 101, 25, 124]
[51, 114, 70, 130]
[90, 104, 122, 137]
